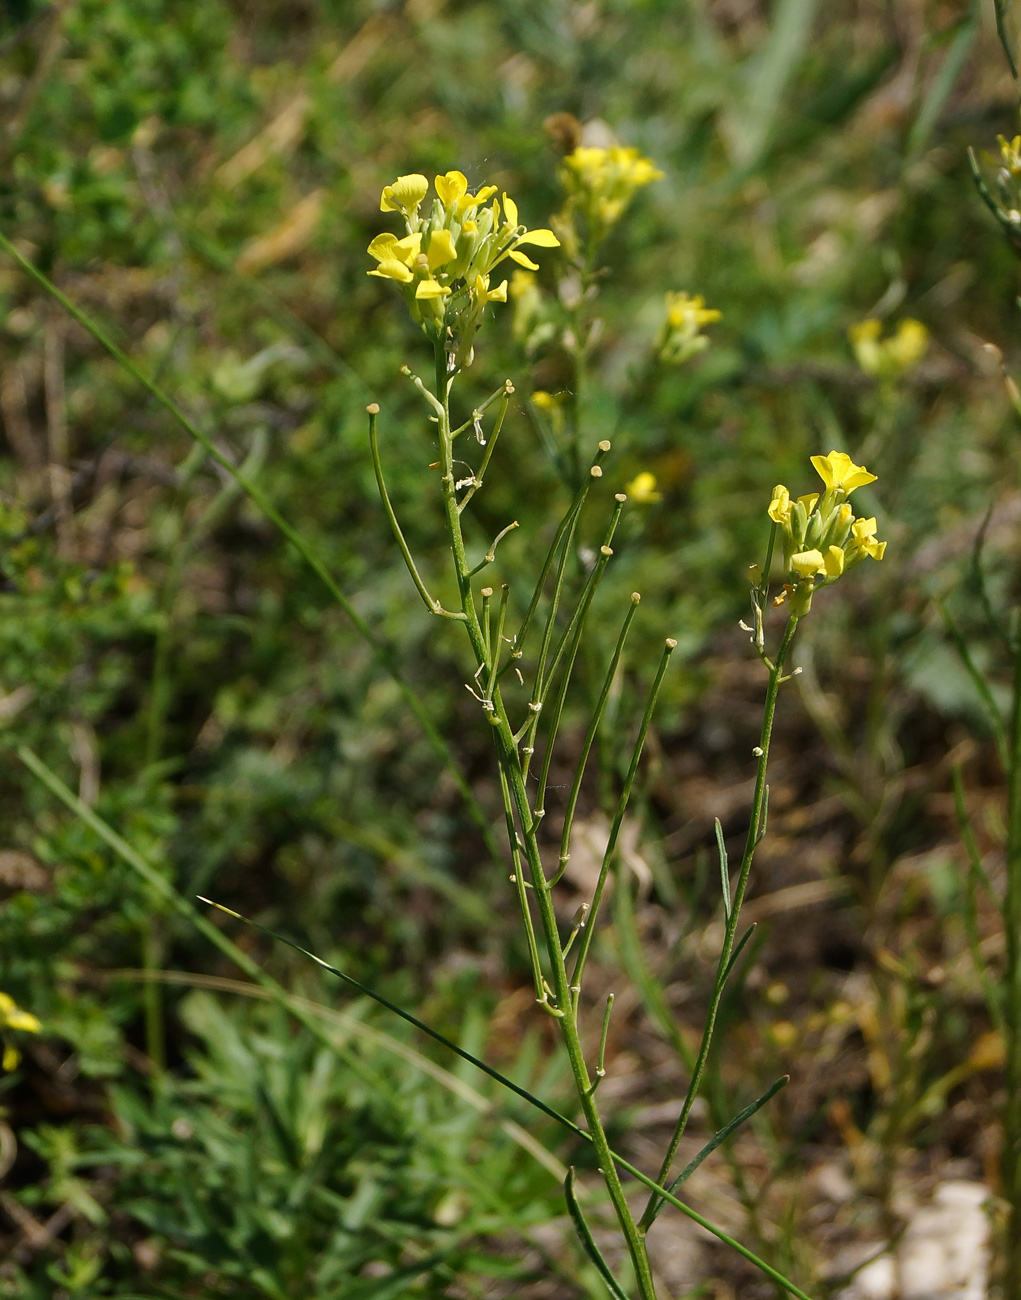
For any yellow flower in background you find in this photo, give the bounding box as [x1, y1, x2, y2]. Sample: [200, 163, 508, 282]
[765, 452, 886, 616]
[557, 142, 663, 249]
[810, 450, 877, 494]
[885, 319, 928, 371]
[999, 134, 1021, 176]
[849, 317, 928, 380]
[625, 471, 662, 503]
[0, 990, 41, 1071]
[658, 292, 721, 365]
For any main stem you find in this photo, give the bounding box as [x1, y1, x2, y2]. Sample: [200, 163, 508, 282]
[1003, 623, 1021, 1299]
[432, 347, 658, 1299]
[640, 615, 799, 1229]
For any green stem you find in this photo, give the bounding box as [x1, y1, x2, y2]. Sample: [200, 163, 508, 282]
[553, 594, 640, 886]
[429, 343, 658, 1299]
[570, 639, 676, 1001]
[368, 405, 463, 619]
[640, 614, 800, 1229]
[1004, 621, 1021, 1297]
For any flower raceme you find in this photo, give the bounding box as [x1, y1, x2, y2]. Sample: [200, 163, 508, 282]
[657, 292, 721, 365]
[367, 170, 560, 361]
[767, 451, 886, 615]
[848, 317, 928, 381]
[558, 144, 663, 247]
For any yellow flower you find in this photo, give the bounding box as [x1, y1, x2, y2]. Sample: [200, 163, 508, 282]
[366, 232, 422, 284]
[666, 292, 721, 331]
[368, 169, 560, 358]
[472, 273, 508, 303]
[767, 485, 791, 525]
[810, 450, 877, 494]
[530, 390, 562, 412]
[0, 990, 41, 1071]
[558, 143, 663, 246]
[425, 228, 457, 269]
[762, 456, 887, 617]
[625, 471, 662, 503]
[886, 319, 928, 371]
[0, 991, 41, 1033]
[415, 279, 451, 300]
[658, 291, 720, 365]
[791, 549, 826, 578]
[1000, 134, 1021, 176]
[849, 317, 928, 379]
[510, 269, 536, 298]
[434, 170, 498, 213]
[848, 515, 887, 561]
[380, 173, 429, 215]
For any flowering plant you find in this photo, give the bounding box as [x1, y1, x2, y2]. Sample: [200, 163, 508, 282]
[368, 170, 559, 368]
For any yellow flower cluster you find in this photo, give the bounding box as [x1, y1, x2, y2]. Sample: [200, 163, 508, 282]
[657, 291, 721, 365]
[0, 990, 41, 1071]
[848, 318, 928, 381]
[999, 133, 1021, 177]
[367, 170, 559, 359]
[767, 451, 886, 615]
[557, 144, 663, 248]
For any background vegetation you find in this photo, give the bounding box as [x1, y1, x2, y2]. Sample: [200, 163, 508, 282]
[0, 0, 1018, 1295]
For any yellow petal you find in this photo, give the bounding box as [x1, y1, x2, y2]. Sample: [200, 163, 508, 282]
[852, 516, 878, 540]
[415, 279, 451, 299]
[426, 228, 457, 269]
[2, 1044, 20, 1071]
[502, 193, 519, 228]
[810, 451, 877, 494]
[435, 171, 468, 206]
[462, 184, 497, 209]
[515, 228, 560, 247]
[824, 546, 845, 577]
[767, 485, 791, 524]
[796, 493, 820, 514]
[487, 278, 508, 303]
[848, 318, 881, 344]
[367, 232, 400, 260]
[509, 249, 540, 271]
[791, 549, 825, 578]
[367, 259, 416, 283]
[380, 173, 429, 213]
[6, 1010, 40, 1032]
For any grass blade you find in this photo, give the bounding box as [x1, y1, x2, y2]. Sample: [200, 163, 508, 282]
[655, 1076, 789, 1210]
[563, 1168, 630, 1300]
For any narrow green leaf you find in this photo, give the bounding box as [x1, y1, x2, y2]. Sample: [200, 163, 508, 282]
[660, 1077, 789, 1203]
[996, 0, 1019, 77]
[715, 818, 731, 919]
[564, 1168, 630, 1300]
